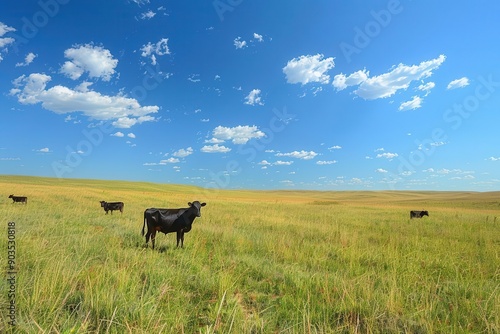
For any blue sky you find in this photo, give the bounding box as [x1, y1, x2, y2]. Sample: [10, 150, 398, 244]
[1, 0, 500, 191]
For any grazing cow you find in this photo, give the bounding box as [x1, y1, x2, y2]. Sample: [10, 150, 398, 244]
[100, 201, 124, 214]
[410, 210, 429, 219]
[9, 195, 27, 204]
[142, 201, 206, 249]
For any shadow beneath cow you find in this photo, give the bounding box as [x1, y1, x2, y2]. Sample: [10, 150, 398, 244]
[138, 243, 183, 253]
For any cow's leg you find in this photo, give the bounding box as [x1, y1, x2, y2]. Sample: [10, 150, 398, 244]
[176, 231, 184, 248]
[145, 227, 151, 247]
[151, 230, 157, 250]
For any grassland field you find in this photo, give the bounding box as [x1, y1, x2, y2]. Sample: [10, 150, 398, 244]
[0, 175, 498, 333]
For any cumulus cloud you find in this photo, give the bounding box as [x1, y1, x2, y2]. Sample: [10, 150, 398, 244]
[447, 77, 469, 90]
[60, 44, 118, 81]
[376, 152, 398, 159]
[376, 168, 388, 173]
[283, 54, 335, 85]
[399, 96, 422, 111]
[15, 52, 37, 67]
[0, 36, 14, 49]
[418, 141, 446, 150]
[111, 132, 125, 137]
[274, 160, 293, 166]
[317, 160, 337, 165]
[140, 10, 156, 19]
[0, 22, 16, 36]
[0, 22, 16, 61]
[173, 147, 193, 158]
[336, 55, 446, 100]
[209, 125, 265, 145]
[10, 73, 159, 128]
[160, 157, 180, 164]
[253, 33, 263, 42]
[141, 38, 170, 65]
[259, 160, 294, 167]
[332, 69, 369, 91]
[234, 37, 247, 49]
[417, 82, 435, 96]
[37, 147, 50, 153]
[201, 144, 231, 153]
[244, 89, 264, 106]
[328, 145, 342, 150]
[276, 150, 318, 160]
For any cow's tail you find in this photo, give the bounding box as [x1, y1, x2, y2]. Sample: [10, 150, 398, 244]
[141, 210, 146, 236]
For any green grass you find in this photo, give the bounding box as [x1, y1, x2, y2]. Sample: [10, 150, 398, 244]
[0, 175, 499, 333]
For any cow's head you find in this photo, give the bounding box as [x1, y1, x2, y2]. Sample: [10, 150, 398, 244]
[421, 211, 429, 217]
[188, 201, 206, 217]
[8, 195, 13, 198]
[100, 201, 106, 207]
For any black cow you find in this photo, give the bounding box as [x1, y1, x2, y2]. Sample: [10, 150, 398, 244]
[100, 201, 124, 214]
[9, 195, 27, 204]
[142, 201, 206, 249]
[410, 210, 429, 219]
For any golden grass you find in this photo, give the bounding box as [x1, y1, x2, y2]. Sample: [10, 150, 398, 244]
[0, 175, 499, 333]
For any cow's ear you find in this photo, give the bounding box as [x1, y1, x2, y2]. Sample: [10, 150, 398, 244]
[188, 202, 192, 206]
[201, 202, 206, 207]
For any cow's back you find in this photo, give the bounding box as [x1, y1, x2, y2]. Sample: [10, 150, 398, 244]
[145, 208, 188, 232]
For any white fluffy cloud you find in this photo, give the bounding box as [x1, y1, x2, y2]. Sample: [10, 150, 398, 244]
[201, 144, 231, 153]
[140, 10, 156, 20]
[15, 52, 37, 67]
[141, 38, 170, 65]
[234, 37, 247, 49]
[173, 147, 193, 158]
[274, 160, 293, 166]
[161, 157, 180, 164]
[376, 152, 398, 159]
[10, 73, 158, 128]
[317, 160, 337, 165]
[418, 82, 435, 95]
[447, 77, 469, 90]
[60, 44, 118, 81]
[259, 159, 296, 167]
[0, 22, 16, 36]
[0, 22, 16, 61]
[283, 54, 335, 85]
[336, 55, 446, 100]
[244, 89, 264, 106]
[399, 96, 422, 111]
[209, 125, 265, 145]
[332, 69, 369, 91]
[253, 33, 263, 42]
[276, 150, 318, 160]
